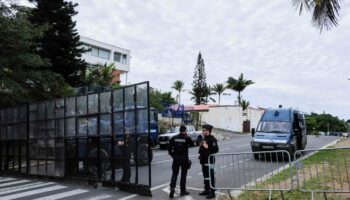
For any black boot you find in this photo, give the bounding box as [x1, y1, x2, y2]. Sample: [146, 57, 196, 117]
[206, 193, 215, 199]
[199, 190, 209, 196]
[169, 188, 175, 199]
[180, 191, 189, 196]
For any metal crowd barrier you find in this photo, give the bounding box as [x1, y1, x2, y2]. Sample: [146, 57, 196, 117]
[294, 147, 350, 200]
[208, 150, 293, 200]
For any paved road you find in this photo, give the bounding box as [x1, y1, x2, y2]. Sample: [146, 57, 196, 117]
[0, 134, 339, 200]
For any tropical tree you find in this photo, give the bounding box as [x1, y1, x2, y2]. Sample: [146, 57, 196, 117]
[85, 63, 119, 88]
[29, 0, 87, 87]
[226, 73, 254, 105]
[293, 0, 341, 32]
[241, 99, 250, 111]
[171, 80, 184, 104]
[191, 52, 207, 105]
[149, 88, 176, 112]
[211, 83, 230, 105]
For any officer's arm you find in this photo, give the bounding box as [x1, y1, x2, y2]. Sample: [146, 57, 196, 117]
[209, 138, 219, 154]
[168, 137, 174, 157]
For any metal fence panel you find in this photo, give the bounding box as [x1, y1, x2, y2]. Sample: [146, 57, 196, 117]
[295, 147, 350, 194]
[0, 82, 152, 192]
[208, 150, 293, 192]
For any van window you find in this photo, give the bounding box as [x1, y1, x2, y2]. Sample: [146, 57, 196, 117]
[256, 121, 291, 133]
[262, 109, 291, 122]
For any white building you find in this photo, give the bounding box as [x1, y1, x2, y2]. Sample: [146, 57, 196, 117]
[80, 36, 130, 84]
[200, 105, 265, 132]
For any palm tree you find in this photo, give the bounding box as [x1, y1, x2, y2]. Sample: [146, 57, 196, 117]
[171, 80, 184, 104]
[293, 0, 341, 32]
[211, 83, 230, 105]
[226, 73, 254, 105]
[85, 63, 118, 88]
[241, 99, 250, 111]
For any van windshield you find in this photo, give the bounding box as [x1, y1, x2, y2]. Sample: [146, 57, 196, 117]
[256, 121, 291, 133]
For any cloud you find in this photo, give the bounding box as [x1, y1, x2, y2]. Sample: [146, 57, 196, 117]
[61, 0, 350, 119]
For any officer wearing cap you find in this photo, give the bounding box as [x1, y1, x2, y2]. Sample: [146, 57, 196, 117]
[198, 124, 219, 199]
[168, 125, 193, 198]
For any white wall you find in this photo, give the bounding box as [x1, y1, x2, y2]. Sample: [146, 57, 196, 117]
[80, 36, 130, 72]
[201, 106, 264, 132]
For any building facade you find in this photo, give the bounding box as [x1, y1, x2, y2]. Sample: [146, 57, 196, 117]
[80, 36, 130, 84]
[200, 105, 265, 133]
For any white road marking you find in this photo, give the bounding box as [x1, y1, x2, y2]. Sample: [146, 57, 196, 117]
[80, 194, 113, 200]
[0, 180, 30, 187]
[220, 147, 231, 151]
[0, 182, 55, 195]
[0, 185, 66, 200]
[33, 189, 88, 200]
[0, 178, 16, 183]
[119, 182, 170, 200]
[198, 172, 203, 175]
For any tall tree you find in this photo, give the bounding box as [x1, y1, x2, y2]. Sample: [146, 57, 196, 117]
[29, 0, 87, 87]
[171, 80, 184, 104]
[211, 83, 229, 105]
[293, 0, 341, 32]
[191, 52, 207, 105]
[226, 73, 254, 105]
[0, 2, 72, 106]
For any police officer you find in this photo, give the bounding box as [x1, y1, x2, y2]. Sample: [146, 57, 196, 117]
[117, 131, 131, 183]
[198, 124, 219, 199]
[168, 125, 192, 199]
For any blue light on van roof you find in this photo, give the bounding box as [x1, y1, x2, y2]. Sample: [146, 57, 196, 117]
[262, 109, 291, 121]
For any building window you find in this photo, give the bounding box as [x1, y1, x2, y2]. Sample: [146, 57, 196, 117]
[90, 47, 98, 57]
[122, 54, 127, 64]
[114, 52, 121, 62]
[99, 49, 110, 59]
[83, 43, 110, 60]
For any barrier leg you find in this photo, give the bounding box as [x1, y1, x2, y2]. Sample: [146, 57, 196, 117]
[323, 192, 327, 200]
[215, 189, 220, 200]
[311, 191, 314, 200]
[280, 191, 284, 200]
[268, 190, 272, 200]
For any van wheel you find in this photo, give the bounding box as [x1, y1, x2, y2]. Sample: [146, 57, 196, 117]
[253, 154, 259, 160]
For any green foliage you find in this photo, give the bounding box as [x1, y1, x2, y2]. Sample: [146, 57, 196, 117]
[226, 73, 254, 105]
[85, 63, 118, 87]
[211, 83, 229, 104]
[29, 0, 87, 87]
[191, 52, 208, 105]
[0, 2, 73, 106]
[305, 112, 349, 134]
[293, 0, 341, 32]
[241, 99, 250, 110]
[171, 80, 184, 104]
[149, 88, 176, 112]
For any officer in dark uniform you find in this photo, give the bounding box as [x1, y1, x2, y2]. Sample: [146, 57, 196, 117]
[168, 125, 192, 199]
[117, 132, 131, 183]
[198, 124, 219, 199]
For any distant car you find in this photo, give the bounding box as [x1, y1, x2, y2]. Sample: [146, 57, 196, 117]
[158, 125, 203, 150]
[342, 132, 349, 138]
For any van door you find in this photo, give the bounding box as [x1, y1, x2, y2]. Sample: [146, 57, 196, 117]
[298, 113, 307, 149]
[293, 112, 302, 150]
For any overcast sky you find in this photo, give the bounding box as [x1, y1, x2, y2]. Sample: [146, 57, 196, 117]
[22, 0, 350, 120]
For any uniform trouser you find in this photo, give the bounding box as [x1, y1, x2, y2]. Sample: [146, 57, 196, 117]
[170, 159, 188, 192]
[202, 163, 215, 194]
[121, 159, 131, 182]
